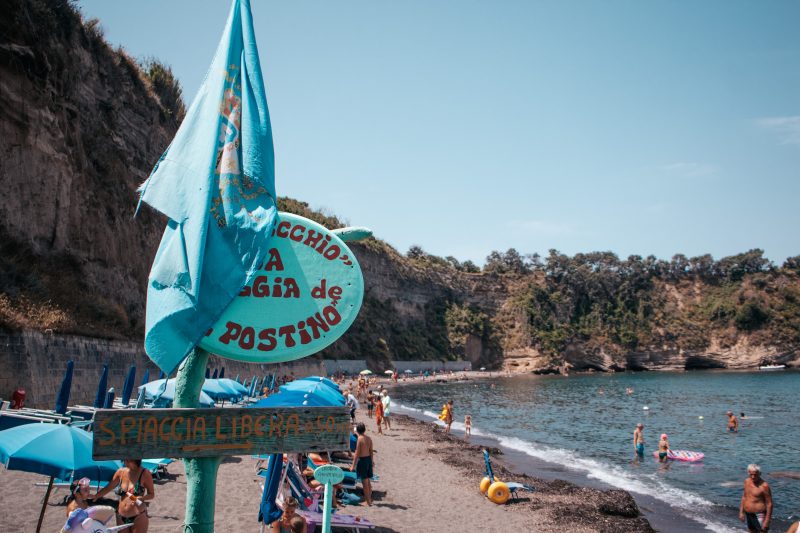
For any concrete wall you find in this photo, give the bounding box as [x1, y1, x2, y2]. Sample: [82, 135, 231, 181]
[322, 359, 471, 375]
[322, 360, 367, 375]
[0, 330, 324, 409]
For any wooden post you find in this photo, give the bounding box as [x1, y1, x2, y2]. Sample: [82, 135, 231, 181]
[36, 475, 54, 533]
[174, 348, 221, 533]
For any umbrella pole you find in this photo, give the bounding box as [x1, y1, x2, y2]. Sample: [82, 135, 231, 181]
[175, 348, 221, 533]
[36, 476, 54, 533]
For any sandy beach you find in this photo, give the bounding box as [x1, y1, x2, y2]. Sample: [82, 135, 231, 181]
[0, 404, 652, 532]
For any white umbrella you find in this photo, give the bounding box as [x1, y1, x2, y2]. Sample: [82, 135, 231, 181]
[480, 367, 486, 371]
[403, 370, 413, 374]
[359, 369, 373, 375]
[383, 370, 394, 375]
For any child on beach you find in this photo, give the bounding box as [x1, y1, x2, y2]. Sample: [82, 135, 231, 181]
[464, 414, 472, 439]
[374, 395, 384, 435]
[658, 434, 670, 462]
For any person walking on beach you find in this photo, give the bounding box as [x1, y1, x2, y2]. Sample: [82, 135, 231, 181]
[728, 411, 740, 432]
[657, 434, 670, 462]
[633, 423, 645, 458]
[464, 414, 472, 440]
[739, 464, 773, 532]
[345, 389, 359, 423]
[381, 391, 392, 430]
[92, 458, 154, 532]
[351, 422, 374, 506]
[443, 400, 454, 434]
[374, 394, 384, 435]
[366, 390, 374, 419]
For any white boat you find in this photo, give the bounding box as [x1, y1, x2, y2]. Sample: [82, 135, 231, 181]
[759, 364, 786, 371]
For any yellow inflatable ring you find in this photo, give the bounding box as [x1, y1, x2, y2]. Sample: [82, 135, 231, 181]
[487, 481, 510, 504]
[479, 477, 492, 494]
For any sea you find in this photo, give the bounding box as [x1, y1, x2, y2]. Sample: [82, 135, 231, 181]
[392, 370, 799, 532]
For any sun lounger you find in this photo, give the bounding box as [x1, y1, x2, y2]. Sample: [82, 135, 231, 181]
[296, 509, 375, 533]
[142, 458, 174, 480]
[306, 457, 358, 489]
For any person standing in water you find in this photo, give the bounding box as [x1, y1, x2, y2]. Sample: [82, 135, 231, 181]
[728, 411, 740, 432]
[464, 414, 472, 440]
[739, 463, 772, 532]
[633, 423, 645, 458]
[658, 434, 670, 462]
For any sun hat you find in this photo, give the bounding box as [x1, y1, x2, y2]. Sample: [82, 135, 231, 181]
[660, 433, 668, 440]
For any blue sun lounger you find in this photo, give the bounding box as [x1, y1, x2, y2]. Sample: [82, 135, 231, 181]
[483, 449, 533, 501]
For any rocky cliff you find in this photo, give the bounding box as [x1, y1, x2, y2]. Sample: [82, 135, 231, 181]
[1, 1, 798, 374]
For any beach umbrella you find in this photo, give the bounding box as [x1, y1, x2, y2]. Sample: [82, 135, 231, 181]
[257, 454, 284, 526]
[295, 376, 341, 392]
[103, 388, 115, 409]
[279, 381, 344, 405]
[158, 370, 165, 380]
[235, 373, 240, 384]
[251, 390, 338, 408]
[201, 379, 240, 402]
[93, 365, 108, 409]
[140, 368, 150, 387]
[219, 367, 225, 379]
[0, 424, 122, 532]
[383, 370, 393, 375]
[359, 369, 373, 375]
[218, 378, 248, 396]
[134, 387, 147, 409]
[54, 360, 74, 415]
[139, 379, 214, 407]
[249, 378, 258, 398]
[205, 367, 211, 379]
[211, 368, 219, 379]
[403, 369, 413, 374]
[480, 367, 486, 371]
[121, 365, 137, 406]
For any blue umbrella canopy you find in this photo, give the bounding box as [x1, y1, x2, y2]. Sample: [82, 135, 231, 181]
[295, 376, 341, 392]
[201, 379, 240, 401]
[134, 387, 147, 409]
[121, 365, 137, 406]
[235, 374, 240, 384]
[205, 367, 211, 379]
[217, 378, 248, 395]
[279, 381, 344, 405]
[93, 365, 108, 409]
[140, 368, 150, 387]
[158, 370, 165, 381]
[211, 368, 219, 379]
[219, 367, 225, 379]
[139, 379, 214, 407]
[0, 424, 121, 481]
[250, 389, 340, 408]
[54, 360, 74, 415]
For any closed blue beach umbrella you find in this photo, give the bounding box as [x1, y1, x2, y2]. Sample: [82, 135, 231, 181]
[205, 367, 211, 379]
[103, 388, 115, 409]
[235, 374, 240, 384]
[54, 360, 74, 415]
[121, 365, 137, 406]
[219, 367, 225, 379]
[257, 454, 284, 526]
[93, 365, 108, 409]
[212, 368, 219, 379]
[134, 387, 147, 409]
[158, 370, 165, 381]
[140, 368, 150, 387]
[0, 423, 122, 532]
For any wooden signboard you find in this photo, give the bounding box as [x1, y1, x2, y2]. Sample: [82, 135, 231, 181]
[92, 406, 350, 460]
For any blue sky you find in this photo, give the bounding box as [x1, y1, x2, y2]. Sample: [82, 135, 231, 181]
[78, 0, 799, 266]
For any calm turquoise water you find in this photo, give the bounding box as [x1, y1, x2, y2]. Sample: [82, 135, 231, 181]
[393, 371, 799, 532]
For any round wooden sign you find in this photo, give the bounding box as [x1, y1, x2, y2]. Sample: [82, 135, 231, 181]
[199, 212, 364, 363]
[313, 464, 345, 485]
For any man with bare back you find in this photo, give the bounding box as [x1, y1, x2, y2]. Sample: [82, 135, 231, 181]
[739, 463, 773, 532]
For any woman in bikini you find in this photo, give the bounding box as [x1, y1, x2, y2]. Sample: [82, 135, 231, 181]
[92, 458, 155, 532]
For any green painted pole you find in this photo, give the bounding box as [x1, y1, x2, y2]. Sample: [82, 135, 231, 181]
[174, 348, 222, 533]
[321, 481, 333, 533]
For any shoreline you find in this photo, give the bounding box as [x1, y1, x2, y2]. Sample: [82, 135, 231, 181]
[375, 372, 722, 532]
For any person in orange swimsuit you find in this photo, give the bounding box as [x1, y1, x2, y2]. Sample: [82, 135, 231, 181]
[374, 395, 384, 435]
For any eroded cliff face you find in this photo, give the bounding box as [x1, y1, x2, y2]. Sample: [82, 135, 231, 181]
[0, 1, 173, 338]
